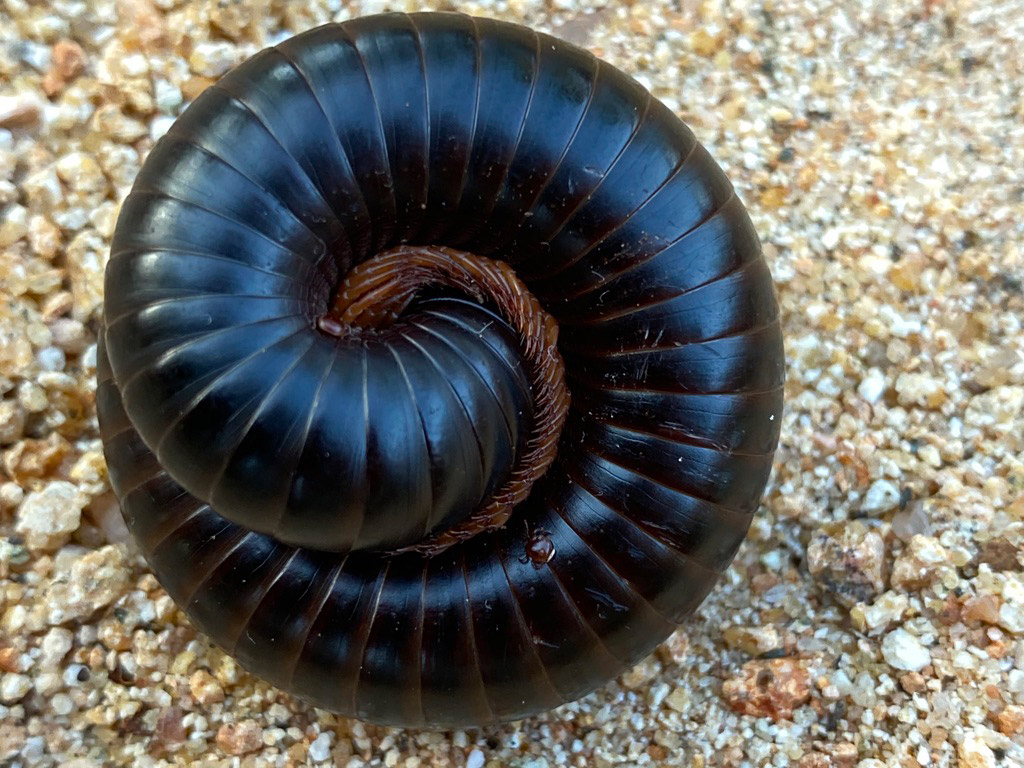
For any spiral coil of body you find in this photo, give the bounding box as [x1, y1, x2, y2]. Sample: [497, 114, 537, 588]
[99, 11, 785, 727]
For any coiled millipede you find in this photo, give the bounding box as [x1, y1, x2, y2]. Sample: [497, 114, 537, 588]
[97, 11, 785, 728]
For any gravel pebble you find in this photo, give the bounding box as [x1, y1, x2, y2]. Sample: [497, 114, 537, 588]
[38, 627, 73, 670]
[188, 41, 240, 77]
[308, 731, 332, 762]
[721, 658, 811, 721]
[41, 544, 130, 625]
[0, 95, 42, 130]
[807, 521, 886, 607]
[890, 534, 948, 590]
[14, 480, 85, 551]
[958, 730, 997, 768]
[0, 673, 32, 703]
[0, 400, 27, 445]
[215, 720, 263, 756]
[881, 628, 931, 672]
[861, 479, 901, 514]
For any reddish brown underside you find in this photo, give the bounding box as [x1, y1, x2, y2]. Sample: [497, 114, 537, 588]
[320, 244, 570, 555]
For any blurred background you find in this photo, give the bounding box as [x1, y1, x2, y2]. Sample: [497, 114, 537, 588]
[0, 0, 1022, 766]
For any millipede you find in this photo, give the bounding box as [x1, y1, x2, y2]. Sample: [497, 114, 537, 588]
[97, 11, 785, 728]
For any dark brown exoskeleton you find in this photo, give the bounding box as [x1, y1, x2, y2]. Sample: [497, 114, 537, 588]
[98, 11, 785, 728]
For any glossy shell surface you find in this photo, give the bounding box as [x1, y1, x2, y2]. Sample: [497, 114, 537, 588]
[99, 11, 785, 727]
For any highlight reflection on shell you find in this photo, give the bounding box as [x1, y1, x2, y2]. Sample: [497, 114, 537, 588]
[98, 11, 785, 728]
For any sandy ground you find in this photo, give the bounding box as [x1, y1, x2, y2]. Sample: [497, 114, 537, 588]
[1, 0, 1023, 766]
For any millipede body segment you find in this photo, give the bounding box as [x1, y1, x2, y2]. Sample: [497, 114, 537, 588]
[98, 11, 785, 728]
